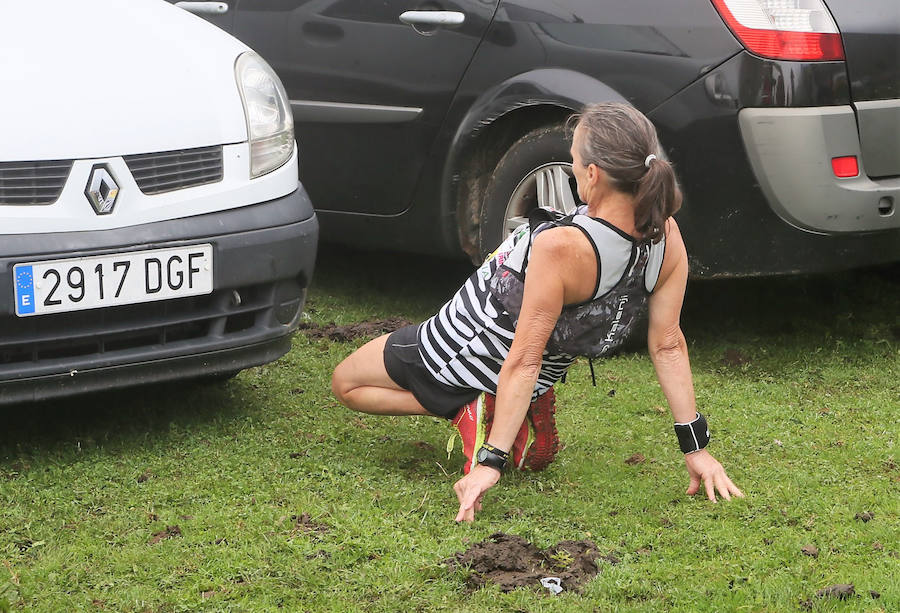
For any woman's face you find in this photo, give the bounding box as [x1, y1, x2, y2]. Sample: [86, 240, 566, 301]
[570, 124, 590, 203]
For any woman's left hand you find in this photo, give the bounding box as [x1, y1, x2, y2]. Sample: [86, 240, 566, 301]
[453, 464, 501, 522]
[684, 449, 744, 502]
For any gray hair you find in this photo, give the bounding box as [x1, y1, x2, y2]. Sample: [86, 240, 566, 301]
[569, 103, 682, 242]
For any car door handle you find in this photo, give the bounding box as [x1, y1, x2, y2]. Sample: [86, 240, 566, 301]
[175, 1, 229, 15]
[399, 10, 465, 27]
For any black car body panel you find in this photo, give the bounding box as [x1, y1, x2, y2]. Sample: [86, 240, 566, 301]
[825, 0, 900, 101]
[231, 0, 500, 216]
[650, 53, 898, 276]
[189, 0, 900, 276]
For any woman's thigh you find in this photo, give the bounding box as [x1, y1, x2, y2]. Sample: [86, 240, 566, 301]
[331, 333, 433, 416]
[331, 333, 402, 395]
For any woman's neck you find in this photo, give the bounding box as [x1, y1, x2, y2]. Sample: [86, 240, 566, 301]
[585, 193, 637, 236]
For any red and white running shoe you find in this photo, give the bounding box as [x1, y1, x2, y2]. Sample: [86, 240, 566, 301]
[451, 394, 488, 475]
[482, 387, 559, 471]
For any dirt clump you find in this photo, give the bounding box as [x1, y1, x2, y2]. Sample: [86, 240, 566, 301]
[816, 584, 855, 600]
[298, 317, 413, 342]
[854, 511, 874, 522]
[624, 453, 646, 465]
[149, 525, 181, 545]
[722, 348, 750, 367]
[449, 532, 613, 594]
[801, 544, 818, 557]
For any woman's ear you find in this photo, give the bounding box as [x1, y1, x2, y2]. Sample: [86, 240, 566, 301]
[586, 163, 602, 188]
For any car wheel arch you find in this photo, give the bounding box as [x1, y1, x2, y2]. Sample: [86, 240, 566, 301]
[442, 69, 629, 262]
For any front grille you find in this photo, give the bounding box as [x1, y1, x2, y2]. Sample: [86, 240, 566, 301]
[125, 146, 224, 195]
[0, 160, 73, 205]
[0, 283, 272, 375]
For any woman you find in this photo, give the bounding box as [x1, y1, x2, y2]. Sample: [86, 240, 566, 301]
[332, 103, 743, 522]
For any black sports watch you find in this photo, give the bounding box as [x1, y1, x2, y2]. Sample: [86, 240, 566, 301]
[476, 444, 509, 472]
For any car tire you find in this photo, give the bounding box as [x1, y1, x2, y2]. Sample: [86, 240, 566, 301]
[477, 123, 577, 259]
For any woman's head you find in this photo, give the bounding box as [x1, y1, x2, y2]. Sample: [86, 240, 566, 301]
[569, 102, 682, 242]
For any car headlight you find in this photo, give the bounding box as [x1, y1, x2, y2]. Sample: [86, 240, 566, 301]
[235, 51, 294, 179]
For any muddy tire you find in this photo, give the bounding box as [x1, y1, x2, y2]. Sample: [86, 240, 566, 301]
[476, 124, 577, 259]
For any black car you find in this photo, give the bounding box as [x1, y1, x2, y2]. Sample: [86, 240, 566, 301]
[181, 0, 900, 276]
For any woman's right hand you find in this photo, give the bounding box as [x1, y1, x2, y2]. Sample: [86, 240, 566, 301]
[453, 464, 501, 522]
[684, 449, 744, 502]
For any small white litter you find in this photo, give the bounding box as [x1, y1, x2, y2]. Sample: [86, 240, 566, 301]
[540, 576, 563, 595]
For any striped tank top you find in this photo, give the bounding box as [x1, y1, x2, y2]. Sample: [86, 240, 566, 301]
[417, 207, 666, 398]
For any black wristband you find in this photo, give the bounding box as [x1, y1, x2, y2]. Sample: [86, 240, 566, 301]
[674, 412, 710, 454]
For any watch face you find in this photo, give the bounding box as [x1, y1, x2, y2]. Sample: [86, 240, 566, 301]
[476, 448, 488, 462]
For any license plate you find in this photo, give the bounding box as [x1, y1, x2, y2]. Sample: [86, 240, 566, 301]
[14, 244, 213, 317]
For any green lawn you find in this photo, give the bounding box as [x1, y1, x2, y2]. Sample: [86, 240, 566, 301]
[1, 248, 897, 612]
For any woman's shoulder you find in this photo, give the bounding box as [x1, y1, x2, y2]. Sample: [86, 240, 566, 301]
[531, 223, 595, 261]
[654, 218, 688, 290]
[662, 218, 686, 260]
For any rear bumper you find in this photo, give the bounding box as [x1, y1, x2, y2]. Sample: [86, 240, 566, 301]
[649, 51, 900, 276]
[0, 186, 318, 405]
[739, 105, 900, 233]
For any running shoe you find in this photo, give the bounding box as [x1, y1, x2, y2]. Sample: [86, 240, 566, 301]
[451, 393, 488, 475]
[522, 387, 559, 471]
[483, 387, 559, 471]
[482, 393, 530, 469]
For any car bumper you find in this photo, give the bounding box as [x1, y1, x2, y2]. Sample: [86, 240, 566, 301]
[0, 185, 318, 405]
[739, 105, 900, 233]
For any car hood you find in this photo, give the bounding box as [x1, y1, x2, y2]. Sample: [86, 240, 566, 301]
[0, 0, 250, 161]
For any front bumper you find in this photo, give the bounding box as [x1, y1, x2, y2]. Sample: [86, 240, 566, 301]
[0, 186, 318, 405]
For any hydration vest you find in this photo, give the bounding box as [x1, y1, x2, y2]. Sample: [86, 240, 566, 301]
[487, 207, 666, 359]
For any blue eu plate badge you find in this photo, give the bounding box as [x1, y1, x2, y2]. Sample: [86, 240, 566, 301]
[14, 265, 36, 315]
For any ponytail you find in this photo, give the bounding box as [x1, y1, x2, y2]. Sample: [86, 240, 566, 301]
[633, 157, 682, 243]
[573, 103, 684, 243]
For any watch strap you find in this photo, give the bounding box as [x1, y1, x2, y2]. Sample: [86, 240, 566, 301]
[476, 444, 508, 472]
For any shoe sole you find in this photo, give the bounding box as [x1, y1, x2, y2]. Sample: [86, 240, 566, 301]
[524, 388, 559, 471]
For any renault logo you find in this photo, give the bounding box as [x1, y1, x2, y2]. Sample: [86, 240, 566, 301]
[85, 165, 119, 215]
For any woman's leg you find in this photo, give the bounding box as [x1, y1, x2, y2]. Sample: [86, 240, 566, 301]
[331, 333, 434, 416]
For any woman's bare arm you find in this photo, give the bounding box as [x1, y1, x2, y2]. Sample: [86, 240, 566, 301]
[454, 226, 595, 521]
[648, 220, 744, 502]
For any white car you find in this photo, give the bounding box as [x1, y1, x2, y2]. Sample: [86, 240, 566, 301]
[0, 0, 318, 404]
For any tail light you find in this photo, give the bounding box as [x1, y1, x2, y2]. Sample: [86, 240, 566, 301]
[710, 0, 844, 61]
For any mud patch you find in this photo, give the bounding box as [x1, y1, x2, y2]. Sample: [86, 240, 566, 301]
[448, 533, 613, 594]
[816, 584, 855, 600]
[291, 513, 329, 534]
[149, 525, 181, 545]
[624, 453, 646, 465]
[298, 317, 413, 342]
[722, 348, 750, 367]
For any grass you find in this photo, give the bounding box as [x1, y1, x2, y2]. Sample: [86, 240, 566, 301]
[0, 246, 897, 612]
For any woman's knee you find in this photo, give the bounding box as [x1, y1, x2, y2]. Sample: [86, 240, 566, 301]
[331, 333, 393, 408]
[331, 360, 352, 405]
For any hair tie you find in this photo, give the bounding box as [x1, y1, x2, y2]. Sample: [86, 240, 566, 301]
[644, 154, 658, 168]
